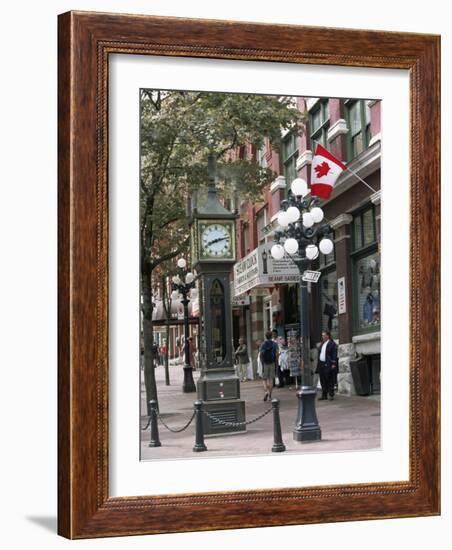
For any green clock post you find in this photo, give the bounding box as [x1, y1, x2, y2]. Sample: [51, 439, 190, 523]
[190, 154, 246, 436]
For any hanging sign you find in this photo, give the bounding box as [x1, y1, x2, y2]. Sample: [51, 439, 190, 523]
[233, 244, 300, 296]
[337, 276, 346, 314]
[232, 294, 250, 307]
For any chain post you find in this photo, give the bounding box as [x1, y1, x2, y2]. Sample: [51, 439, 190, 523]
[148, 399, 161, 447]
[193, 400, 207, 452]
[271, 398, 286, 452]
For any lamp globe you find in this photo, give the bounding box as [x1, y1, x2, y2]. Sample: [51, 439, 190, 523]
[291, 178, 308, 197]
[271, 244, 285, 260]
[284, 238, 299, 255]
[319, 238, 334, 255]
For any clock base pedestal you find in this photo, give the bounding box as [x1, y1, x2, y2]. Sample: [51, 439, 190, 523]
[197, 373, 246, 436]
[200, 399, 246, 437]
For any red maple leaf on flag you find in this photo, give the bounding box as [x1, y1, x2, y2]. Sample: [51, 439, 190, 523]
[314, 161, 331, 178]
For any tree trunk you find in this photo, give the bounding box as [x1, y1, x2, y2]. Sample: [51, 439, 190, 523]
[161, 275, 172, 386]
[143, 317, 158, 414]
[164, 321, 171, 386]
[141, 264, 158, 414]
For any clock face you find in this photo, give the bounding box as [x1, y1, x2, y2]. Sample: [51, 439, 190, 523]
[200, 223, 232, 258]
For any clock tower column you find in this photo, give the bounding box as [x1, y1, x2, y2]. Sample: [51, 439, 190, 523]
[190, 155, 246, 436]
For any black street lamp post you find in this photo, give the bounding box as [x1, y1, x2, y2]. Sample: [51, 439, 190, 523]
[172, 258, 197, 393]
[271, 177, 335, 442]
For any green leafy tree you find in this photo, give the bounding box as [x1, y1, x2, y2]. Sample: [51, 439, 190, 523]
[140, 90, 304, 411]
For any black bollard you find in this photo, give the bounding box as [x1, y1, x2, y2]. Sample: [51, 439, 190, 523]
[148, 399, 161, 447]
[193, 400, 207, 452]
[271, 398, 286, 452]
[293, 386, 321, 442]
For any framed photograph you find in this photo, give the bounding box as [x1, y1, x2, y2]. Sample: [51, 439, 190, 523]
[58, 11, 440, 539]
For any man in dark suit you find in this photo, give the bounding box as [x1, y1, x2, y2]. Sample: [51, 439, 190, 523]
[316, 330, 338, 400]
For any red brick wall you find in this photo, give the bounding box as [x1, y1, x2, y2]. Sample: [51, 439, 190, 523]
[370, 100, 381, 136]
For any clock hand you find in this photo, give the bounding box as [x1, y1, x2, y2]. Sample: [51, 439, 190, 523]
[207, 236, 230, 246]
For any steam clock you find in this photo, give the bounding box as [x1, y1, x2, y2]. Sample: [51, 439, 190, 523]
[190, 155, 246, 436]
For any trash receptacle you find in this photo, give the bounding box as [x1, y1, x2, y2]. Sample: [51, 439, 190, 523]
[350, 355, 371, 396]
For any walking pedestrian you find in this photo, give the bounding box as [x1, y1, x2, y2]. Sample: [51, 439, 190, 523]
[152, 341, 159, 368]
[271, 329, 284, 387]
[256, 339, 263, 378]
[259, 331, 279, 401]
[234, 337, 249, 382]
[315, 330, 338, 400]
[160, 339, 167, 366]
[187, 336, 197, 370]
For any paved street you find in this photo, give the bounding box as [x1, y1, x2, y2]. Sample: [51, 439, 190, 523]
[141, 360, 380, 460]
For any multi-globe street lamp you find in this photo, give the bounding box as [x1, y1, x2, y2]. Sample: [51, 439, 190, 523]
[172, 257, 197, 393]
[270, 177, 334, 442]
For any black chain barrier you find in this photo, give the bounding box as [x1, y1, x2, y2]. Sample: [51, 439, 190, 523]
[156, 409, 196, 433]
[203, 406, 272, 428]
[141, 417, 151, 431]
[146, 398, 286, 453]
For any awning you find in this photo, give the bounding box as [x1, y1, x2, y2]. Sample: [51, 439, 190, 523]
[233, 243, 301, 297]
[152, 298, 194, 322]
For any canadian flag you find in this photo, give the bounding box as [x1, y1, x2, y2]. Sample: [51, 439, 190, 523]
[310, 144, 346, 199]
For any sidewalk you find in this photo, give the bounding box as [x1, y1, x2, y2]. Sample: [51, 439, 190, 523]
[140, 360, 380, 460]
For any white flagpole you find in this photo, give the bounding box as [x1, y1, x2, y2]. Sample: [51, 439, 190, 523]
[344, 166, 377, 194]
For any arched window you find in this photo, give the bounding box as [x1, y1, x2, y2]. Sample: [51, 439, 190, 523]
[210, 279, 226, 364]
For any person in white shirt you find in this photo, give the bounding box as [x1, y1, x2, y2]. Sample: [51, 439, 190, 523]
[315, 330, 338, 400]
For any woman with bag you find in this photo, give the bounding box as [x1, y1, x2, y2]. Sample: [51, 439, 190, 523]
[234, 338, 249, 382]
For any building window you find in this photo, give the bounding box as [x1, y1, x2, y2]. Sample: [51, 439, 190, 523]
[256, 208, 267, 245]
[352, 205, 380, 333]
[282, 131, 298, 189]
[353, 206, 376, 250]
[310, 99, 330, 151]
[257, 143, 267, 168]
[346, 99, 371, 160]
[242, 223, 250, 256]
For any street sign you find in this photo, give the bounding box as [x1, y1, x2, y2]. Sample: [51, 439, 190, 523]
[302, 270, 321, 283]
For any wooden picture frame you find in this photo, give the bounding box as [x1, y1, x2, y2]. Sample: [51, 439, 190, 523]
[58, 11, 440, 539]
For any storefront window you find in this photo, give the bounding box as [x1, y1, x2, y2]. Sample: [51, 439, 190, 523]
[284, 285, 299, 325]
[355, 253, 380, 330]
[352, 205, 380, 333]
[319, 270, 339, 338]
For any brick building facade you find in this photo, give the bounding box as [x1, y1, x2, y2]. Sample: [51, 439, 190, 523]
[232, 97, 381, 395]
